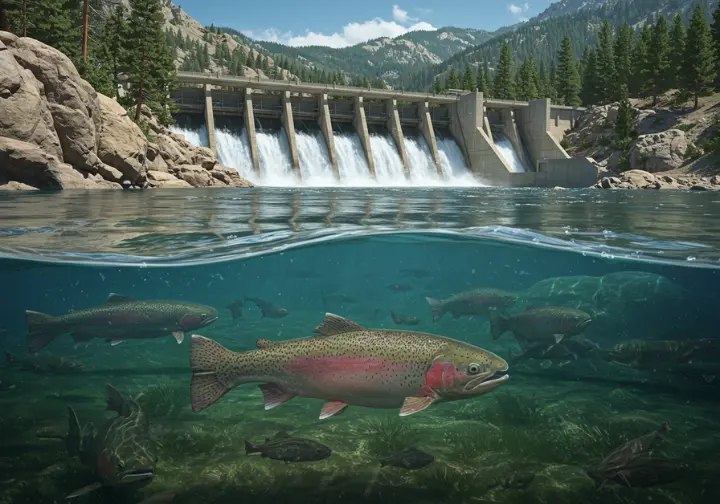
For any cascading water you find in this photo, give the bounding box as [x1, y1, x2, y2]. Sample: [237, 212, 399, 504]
[369, 134, 408, 185]
[334, 133, 373, 186]
[295, 130, 336, 186]
[436, 137, 485, 186]
[171, 121, 485, 187]
[404, 136, 440, 184]
[494, 133, 527, 173]
[255, 128, 297, 186]
[170, 125, 209, 150]
[215, 128, 253, 179]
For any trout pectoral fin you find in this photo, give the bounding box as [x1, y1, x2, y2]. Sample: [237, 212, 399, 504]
[67, 482, 102, 499]
[319, 401, 348, 420]
[258, 383, 296, 410]
[553, 334, 565, 344]
[109, 339, 124, 346]
[399, 396, 435, 417]
[172, 332, 184, 344]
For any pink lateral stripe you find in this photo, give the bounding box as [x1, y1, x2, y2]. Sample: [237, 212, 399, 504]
[285, 356, 410, 386]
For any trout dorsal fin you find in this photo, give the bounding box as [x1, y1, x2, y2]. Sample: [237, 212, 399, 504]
[104, 293, 135, 305]
[105, 384, 135, 416]
[313, 313, 366, 337]
[256, 338, 275, 349]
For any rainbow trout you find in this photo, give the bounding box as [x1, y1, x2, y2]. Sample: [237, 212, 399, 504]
[490, 306, 592, 344]
[25, 293, 219, 353]
[190, 313, 509, 418]
[425, 288, 517, 322]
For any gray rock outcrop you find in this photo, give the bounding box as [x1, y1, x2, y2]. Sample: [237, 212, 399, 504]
[0, 31, 253, 190]
[595, 169, 719, 190]
[628, 129, 691, 173]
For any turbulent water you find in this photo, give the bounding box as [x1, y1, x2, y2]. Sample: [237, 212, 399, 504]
[494, 133, 527, 173]
[173, 124, 479, 186]
[1, 188, 719, 504]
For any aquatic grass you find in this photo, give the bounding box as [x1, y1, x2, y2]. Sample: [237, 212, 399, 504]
[488, 392, 543, 425]
[137, 380, 189, 419]
[354, 416, 422, 457]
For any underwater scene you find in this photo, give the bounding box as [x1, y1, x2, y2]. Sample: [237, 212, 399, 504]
[0, 188, 719, 504]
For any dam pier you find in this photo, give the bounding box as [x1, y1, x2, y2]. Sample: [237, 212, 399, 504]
[171, 71, 597, 187]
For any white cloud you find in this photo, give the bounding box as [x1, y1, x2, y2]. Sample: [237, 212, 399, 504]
[508, 2, 530, 21]
[393, 5, 410, 23]
[243, 7, 435, 48]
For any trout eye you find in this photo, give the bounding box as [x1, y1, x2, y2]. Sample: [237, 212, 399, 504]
[467, 363, 482, 375]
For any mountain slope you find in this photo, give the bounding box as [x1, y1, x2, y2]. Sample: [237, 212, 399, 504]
[415, 0, 717, 91]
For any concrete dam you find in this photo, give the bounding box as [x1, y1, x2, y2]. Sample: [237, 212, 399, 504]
[170, 72, 597, 187]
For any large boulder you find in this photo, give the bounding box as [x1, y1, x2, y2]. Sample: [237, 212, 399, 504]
[97, 94, 148, 183]
[628, 129, 690, 173]
[595, 169, 716, 190]
[4, 35, 103, 172]
[210, 165, 254, 187]
[0, 137, 116, 189]
[172, 164, 214, 187]
[0, 37, 63, 159]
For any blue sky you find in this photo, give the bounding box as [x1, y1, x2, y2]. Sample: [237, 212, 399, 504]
[175, 1, 555, 48]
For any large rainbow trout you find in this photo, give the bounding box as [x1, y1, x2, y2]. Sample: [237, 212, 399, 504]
[190, 313, 509, 418]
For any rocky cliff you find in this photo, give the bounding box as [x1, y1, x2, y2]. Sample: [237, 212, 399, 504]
[564, 96, 720, 190]
[0, 31, 253, 190]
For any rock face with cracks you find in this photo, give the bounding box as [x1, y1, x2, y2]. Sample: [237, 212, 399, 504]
[0, 31, 253, 190]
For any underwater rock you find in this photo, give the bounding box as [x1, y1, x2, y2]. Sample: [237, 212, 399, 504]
[379, 448, 434, 469]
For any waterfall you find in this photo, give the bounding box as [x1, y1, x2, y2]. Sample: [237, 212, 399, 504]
[256, 128, 297, 186]
[334, 133, 374, 186]
[170, 125, 209, 149]
[437, 137, 485, 186]
[404, 136, 440, 184]
[215, 128, 254, 180]
[170, 121, 486, 187]
[295, 129, 336, 186]
[494, 133, 527, 173]
[369, 134, 407, 185]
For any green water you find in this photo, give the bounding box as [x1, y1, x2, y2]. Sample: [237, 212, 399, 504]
[0, 188, 719, 504]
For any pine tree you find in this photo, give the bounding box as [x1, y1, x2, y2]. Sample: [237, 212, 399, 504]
[123, 0, 177, 125]
[682, 4, 715, 109]
[246, 51, 254, 68]
[631, 25, 651, 98]
[669, 14, 686, 90]
[647, 15, 671, 106]
[100, 6, 128, 98]
[255, 54, 263, 72]
[446, 67, 459, 90]
[615, 84, 633, 140]
[614, 22, 634, 93]
[493, 43, 515, 99]
[557, 36, 581, 106]
[477, 64, 488, 95]
[712, 0, 720, 78]
[581, 48, 600, 106]
[482, 61, 492, 97]
[461, 66, 475, 91]
[548, 61, 559, 103]
[538, 60, 549, 98]
[433, 76, 443, 94]
[26, 0, 82, 62]
[516, 57, 539, 101]
[596, 20, 617, 103]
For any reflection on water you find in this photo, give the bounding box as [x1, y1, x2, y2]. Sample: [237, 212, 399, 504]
[1, 187, 720, 504]
[1, 189, 720, 266]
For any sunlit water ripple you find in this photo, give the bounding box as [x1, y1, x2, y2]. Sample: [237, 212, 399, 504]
[1, 188, 719, 267]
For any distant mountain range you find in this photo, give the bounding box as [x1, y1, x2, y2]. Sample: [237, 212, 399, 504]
[104, 0, 720, 91]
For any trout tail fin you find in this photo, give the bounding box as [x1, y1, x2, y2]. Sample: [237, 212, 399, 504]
[26, 310, 60, 353]
[190, 335, 237, 413]
[244, 440, 261, 455]
[425, 297, 445, 323]
[489, 311, 509, 340]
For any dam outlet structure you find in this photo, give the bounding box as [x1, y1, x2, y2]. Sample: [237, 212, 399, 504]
[168, 73, 597, 188]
